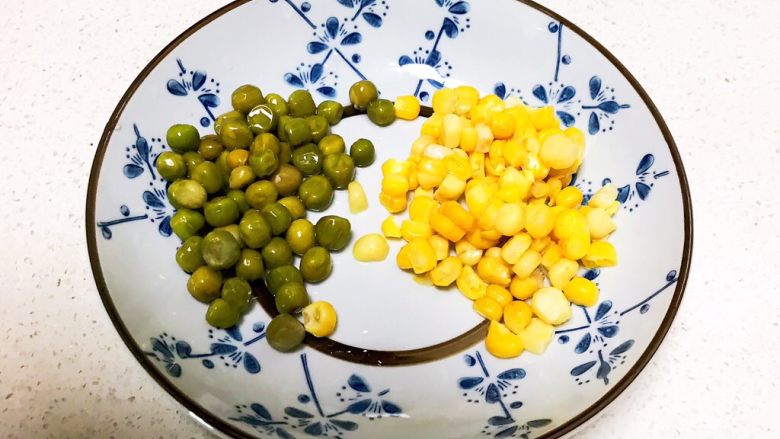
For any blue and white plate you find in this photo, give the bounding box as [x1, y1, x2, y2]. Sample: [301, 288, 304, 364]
[87, 1, 693, 437]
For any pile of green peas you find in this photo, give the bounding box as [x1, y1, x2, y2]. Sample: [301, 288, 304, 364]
[158, 81, 384, 352]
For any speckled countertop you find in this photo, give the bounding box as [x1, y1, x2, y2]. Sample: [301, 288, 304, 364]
[2, 0, 778, 437]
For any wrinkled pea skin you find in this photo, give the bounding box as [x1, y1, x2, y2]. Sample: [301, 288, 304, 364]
[191, 161, 224, 194]
[156, 151, 186, 181]
[187, 266, 223, 303]
[284, 118, 312, 147]
[176, 236, 205, 273]
[270, 164, 303, 197]
[278, 196, 306, 220]
[261, 203, 292, 236]
[323, 153, 355, 189]
[170, 209, 205, 240]
[198, 135, 224, 160]
[221, 277, 253, 314]
[203, 196, 240, 227]
[349, 138, 375, 167]
[367, 98, 396, 127]
[167, 124, 200, 153]
[318, 134, 345, 156]
[265, 94, 289, 117]
[349, 80, 378, 111]
[300, 246, 333, 283]
[232, 84, 265, 114]
[315, 215, 352, 251]
[286, 219, 316, 255]
[244, 180, 278, 210]
[275, 282, 310, 314]
[201, 230, 242, 270]
[249, 149, 279, 178]
[298, 175, 334, 211]
[168, 179, 207, 210]
[317, 100, 344, 125]
[214, 111, 245, 136]
[239, 210, 273, 249]
[266, 314, 305, 352]
[235, 248, 264, 281]
[247, 104, 277, 134]
[306, 115, 330, 143]
[288, 89, 316, 118]
[262, 237, 293, 269]
[291, 143, 323, 176]
[266, 265, 303, 295]
[206, 299, 240, 329]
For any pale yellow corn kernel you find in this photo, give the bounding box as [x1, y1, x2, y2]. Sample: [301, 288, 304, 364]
[564, 126, 586, 147]
[409, 195, 438, 223]
[548, 258, 579, 289]
[531, 287, 572, 325]
[605, 200, 620, 216]
[381, 215, 402, 238]
[394, 95, 421, 120]
[477, 256, 512, 286]
[490, 111, 517, 139]
[589, 183, 618, 208]
[347, 181, 368, 214]
[430, 256, 463, 287]
[484, 157, 506, 177]
[302, 301, 338, 337]
[429, 235, 450, 261]
[510, 276, 538, 300]
[441, 114, 462, 148]
[480, 229, 502, 242]
[518, 318, 554, 355]
[502, 139, 526, 168]
[454, 85, 480, 115]
[525, 136, 540, 153]
[432, 88, 458, 114]
[513, 122, 537, 142]
[540, 244, 563, 269]
[483, 247, 501, 259]
[512, 249, 542, 278]
[525, 203, 556, 239]
[407, 163, 419, 190]
[485, 320, 524, 358]
[489, 139, 506, 165]
[486, 285, 513, 307]
[407, 238, 438, 274]
[410, 135, 436, 157]
[494, 203, 524, 236]
[529, 106, 558, 131]
[441, 201, 476, 231]
[504, 301, 533, 334]
[475, 124, 494, 153]
[501, 233, 532, 265]
[523, 152, 550, 181]
[469, 102, 491, 125]
[422, 144, 454, 160]
[586, 207, 616, 240]
[563, 277, 599, 307]
[466, 229, 499, 250]
[531, 267, 546, 286]
[414, 187, 435, 198]
[476, 198, 504, 231]
[379, 192, 407, 213]
[459, 125, 478, 153]
[582, 241, 617, 268]
[396, 244, 412, 270]
[444, 155, 472, 181]
[550, 205, 565, 219]
[457, 266, 488, 300]
[417, 157, 447, 189]
[430, 212, 466, 242]
[553, 208, 588, 240]
[561, 230, 591, 260]
[530, 181, 550, 199]
[420, 113, 443, 138]
[456, 240, 483, 267]
[473, 296, 503, 321]
[539, 134, 578, 169]
[537, 127, 563, 146]
[435, 175, 467, 201]
[382, 159, 412, 177]
[401, 220, 433, 242]
[353, 234, 390, 262]
[413, 273, 433, 285]
[547, 178, 563, 200]
[497, 168, 532, 203]
[503, 95, 524, 108]
[530, 236, 552, 253]
[555, 186, 584, 208]
[468, 152, 486, 178]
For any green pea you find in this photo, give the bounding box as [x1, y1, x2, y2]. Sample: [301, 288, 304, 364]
[201, 230, 242, 270]
[262, 237, 293, 269]
[187, 266, 223, 303]
[275, 282, 310, 314]
[168, 179, 207, 209]
[191, 161, 224, 194]
[247, 104, 277, 134]
[278, 141, 292, 166]
[232, 84, 265, 114]
[291, 143, 323, 176]
[349, 138, 376, 167]
[227, 189, 250, 214]
[156, 151, 186, 181]
[203, 196, 240, 227]
[317, 100, 344, 125]
[167, 124, 200, 153]
[215, 150, 231, 176]
[182, 151, 205, 177]
[284, 118, 312, 147]
[249, 149, 279, 178]
[319, 134, 346, 156]
[219, 120, 254, 150]
[286, 218, 316, 255]
[323, 153, 355, 190]
[278, 196, 306, 220]
[236, 248, 264, 281]
[221, 277, 253, 314]
[215, 224, 242, 246]
[349, 80, 378, 111]
[170, 208, 205, 240]
[206, 299, 241, 329]
[228, 165, 256, 189]
[270, 164, 303, 197]
[261, 203, 292, 236]
[251, 132, 281, 156]
[265, 93, 289, 117]
[276, 115, 291, 142]
[214, 110, 245, 136]
[288, 89, 316, 117]
[245, 180, 278, 210]
[298, 175, 334, 211]
[266, 313, 305, 352]
[198, 134, 224, 160]
[176, 236, 205, 273]
[306, 115, 330, 143]
[315, 215, 352, 251]
[367, 98, 396, 127]
[300, 246, 332, 283]
[266, 265, 303, 295]
[239, 210, 273, 249]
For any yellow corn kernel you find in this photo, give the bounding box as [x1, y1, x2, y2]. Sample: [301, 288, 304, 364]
[488, 139, 506, 165]
[458, 124, 478, 153]
[605, 200, 620, 216]
[485, 320, 524, 358]
[537, 127, 563, 146]
[486, 285, 513, 307]
[410, 135, 436, 157]
[482, 247, 500, 259]
[531, 287, 572, 325]
[414, 187, 435, 198]
[409, 195, 438, 223]
[504, 301, 533, 334]
[423, 144, 453, 161]
[382, 174, 410, 197]
[548, 258, 579, 289]
[512, 249, 541, 278]
[473, 296, 503, 321]
[381, 215, 402, 238]
[484, 156, 506, 177]
[476, 198, 504, 230]
[406, 238, 437, 274]
[421, 113, 443, 138]
[525, 203, 556, 239]
[553, 208, 587, 240]
[479, 230, 501, 242]
[502, 139, 526, 168]
[394, 95, 421, 120]
[531, 236, 552, 253]
[430, 256, 463, 287]
[539, 133, 578, 169]
[435, 175, 467, 201]
[401, 220, 433, 242]
[494, 203, 524, 236]
[555, 186, 583, 208]
[407, 163, 419, 190]
[530, 181, 550, 199]
[563, 277, 599, 307]
[477, 256, 511, 286]
[432, 88, 457, 114]
[440, 201, 476, 231]
[417, 157, 447, 189]
[454, 85, 480, 115]
[353, 233, 390, 262]
[585, 207, 616, 240]
[497, 168, 532, 203]
[490, 111, 517, 139]
[475, 123, 494, 153]
[382, 159, 412, 177]
[455, 240, 483, 267]
[429, 235, 450, 260]
[501, 234, 532, 265]
[547, 178, 563, 200]
[529, 106, 558, 131]
[523, 152, 550, 181]
[468, 152, 486, 178]
[302, 301, 338, 337]
[379, 192, 407, 213]
[561, 230, 591, 260]
[518, 318, 554, 354]
[440, 113, 462, 148]
[348, 181, 368, 214]
[227, 149, 250, 169]
[582, 241, 617, 268]
[229, 165, 256, 189]
[413, 273, 433, 286]
[589, 184, 618, 208]
[510, 276, 538, 300]
[540, 243, 562, 269]
[457, 266, 488, 299]
[430, 212, 466, 242]
[466, 229, 498, 249]
[396, 244, 412, 269]
[564, 126, 586, 147]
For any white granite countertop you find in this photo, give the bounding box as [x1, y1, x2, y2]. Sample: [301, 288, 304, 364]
[2, 0, 778, 437]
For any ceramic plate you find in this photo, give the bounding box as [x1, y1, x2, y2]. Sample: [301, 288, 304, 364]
[87, 1, 692, 437]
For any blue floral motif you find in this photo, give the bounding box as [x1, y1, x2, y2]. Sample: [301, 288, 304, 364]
[575, 153, 670, 212]
[458, 352, 551, 438]
[556, 270, 679, 385]
[233, 353, 403, 438]
[582, 76, 630, 134]
[145, 321, 267, 378]
[166, 59, 221, 128]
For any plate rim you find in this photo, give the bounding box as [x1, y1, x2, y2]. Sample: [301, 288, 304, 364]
[85, 1, 694, 437]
